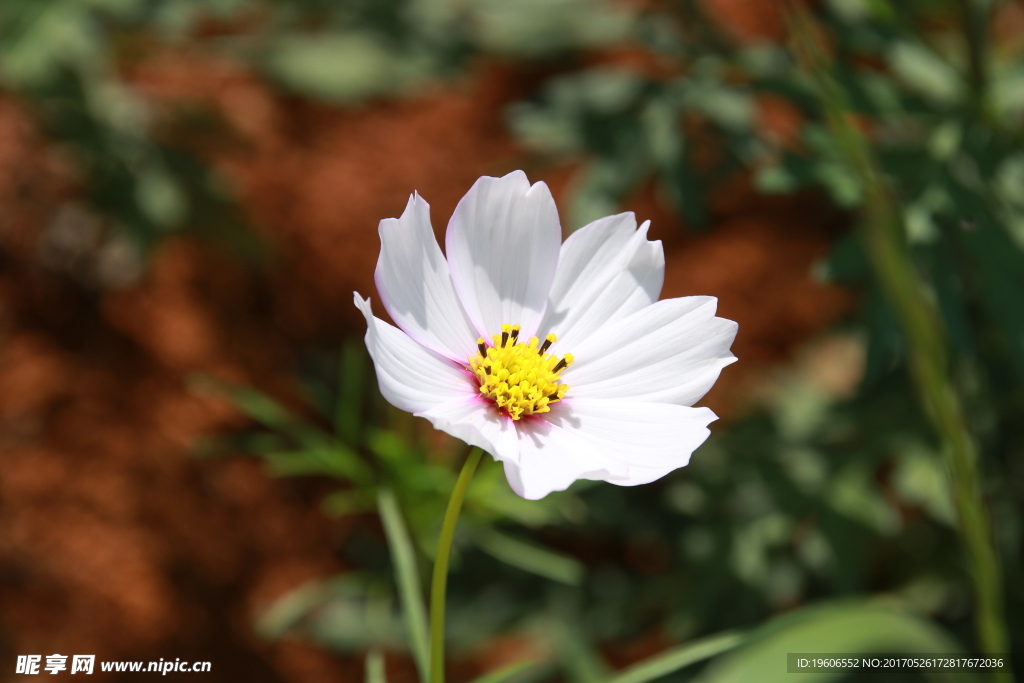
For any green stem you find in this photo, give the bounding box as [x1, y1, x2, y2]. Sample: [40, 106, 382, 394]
[429, 447, 483, 683]
[787, 10, 1011, 682]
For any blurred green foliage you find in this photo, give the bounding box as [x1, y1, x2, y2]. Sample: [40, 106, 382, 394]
[0, 0, 631, 261]
[4, 0, 1024, 680]
[0, 0, 253, 259]
[261, 0, 633, 103]
[510, 57, 759, 229]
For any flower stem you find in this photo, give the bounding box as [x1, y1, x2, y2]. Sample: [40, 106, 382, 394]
[429, 446, 483, 683]
[788, 10, 1012, 681]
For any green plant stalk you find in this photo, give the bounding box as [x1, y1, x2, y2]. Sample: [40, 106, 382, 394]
[365, 649, 387, 683]
[378, 488, 430, 683]
[788, 11, 1011, 682]
[429, 446, 483, 683]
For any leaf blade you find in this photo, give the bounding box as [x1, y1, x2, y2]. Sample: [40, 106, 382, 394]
[377, 488, 430, 682]
[469, 660, 543, 683]
[473, 527, 585, 585]
[606, 632, 745, 683]
[365, 649, 387, 683]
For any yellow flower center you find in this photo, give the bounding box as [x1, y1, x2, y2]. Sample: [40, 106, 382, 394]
[469, 324, 574, 421]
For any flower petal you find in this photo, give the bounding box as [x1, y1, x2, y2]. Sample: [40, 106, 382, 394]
[537, 213, 664, 349]
[354, 293, 476, 413]
[415, 398, 520, 466]
[503, 413, 630, 500]
[548, 398, 717, 487]
[566, 297, 738, 406]
[375, 193, 480, 361]
[446, 171, 561, 339]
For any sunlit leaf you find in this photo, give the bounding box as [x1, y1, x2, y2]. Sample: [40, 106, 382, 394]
[265, 33, 432, 104]
[887, 41, 962, 106]
[694, 602, 976, 683]
[472, 0, 633, 56]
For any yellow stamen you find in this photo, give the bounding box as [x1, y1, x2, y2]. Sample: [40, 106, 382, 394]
[469, 324, 573, 420]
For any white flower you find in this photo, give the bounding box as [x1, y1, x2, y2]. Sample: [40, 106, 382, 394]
[355, 171, 737, 500]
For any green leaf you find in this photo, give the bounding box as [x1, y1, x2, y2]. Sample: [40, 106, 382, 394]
[473, 527, 585, 585]
[892, 444, 956, 526]
[0, 3, 100, 87]
[886, 41, 962, 106]
[190, 374, 374, 484]
[189, 374, 318, 441]
[257, 574, 376, 640]
[828, 464, 901, 535]
[365, 650, 387, 683]
[261, 451, 330, 477]
[607, 631, 745, 683]
[377, 489, 430, 683]
[320, 489, 378, 518]
[257, 574, 406, 652]
[264, 33, 430, 104]
[469, 660, 544, 683]
[472, 0, 633, 57]
[694, 602, 977, 683]
[263, 443, 373, 483]
[558, 621, 609, 683]
[568, 159, 645, 231]
[755, 166, 799, 194]
[135, 164, 188, 229]
[682, 81, 755, 133]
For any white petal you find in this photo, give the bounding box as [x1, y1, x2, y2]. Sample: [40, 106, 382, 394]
[504, 413, 630, 500]
[375, 193, 480, 361]
[502, 398, 715, 499]
[554, 398, 716, 486]
[537, 214, 664, 349]
[415, 398, 520, 465]
[446, 171, 561, 339]
[354, 294, 476, 414]
[566, 297, 738, 406]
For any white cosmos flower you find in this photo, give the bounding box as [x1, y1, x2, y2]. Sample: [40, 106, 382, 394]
[354, 171, 737, 500]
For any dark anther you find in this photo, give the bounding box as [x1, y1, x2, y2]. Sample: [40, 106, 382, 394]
[510, 328, 520, 343]
[539, 338, 553, 354]
[553, 358, 568, 372]
[485, 366, 491, 375]
[478, 341, 488, 357]
[501, 331, 509, 347]
[547, 393, 559, 401]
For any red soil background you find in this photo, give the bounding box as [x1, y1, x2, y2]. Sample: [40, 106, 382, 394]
[0, 5, 851, 681]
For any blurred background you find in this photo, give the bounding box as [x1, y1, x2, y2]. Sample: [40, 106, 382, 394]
[0, 0, 1022, 681]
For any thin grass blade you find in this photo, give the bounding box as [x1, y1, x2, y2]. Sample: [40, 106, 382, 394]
[378, 488, 430, 682]
[606, 632, 745, 683]
[366, 650, 387, 683]
[474, 528, 584, 585]
[468, 660, 543, 683]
